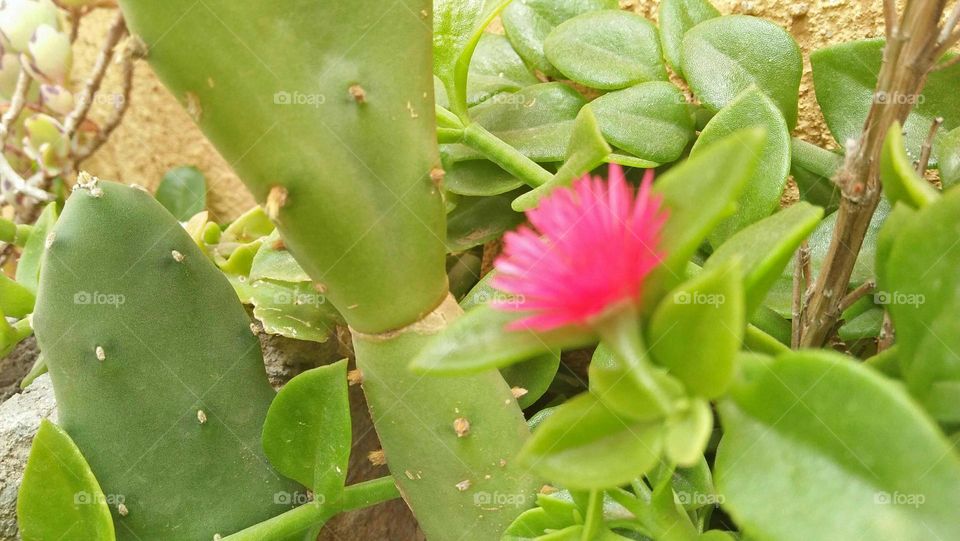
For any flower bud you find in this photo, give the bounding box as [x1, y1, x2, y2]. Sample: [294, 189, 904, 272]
[39, 83, 73, 114]
[23, 112, 68, 173]
[0, 0, 59, 53]
[0, 52, 20, 100]
[24, 23, 71, 84]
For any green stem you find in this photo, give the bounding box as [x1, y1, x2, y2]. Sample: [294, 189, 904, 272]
[222, 477, 399, 541]
[596, 309, 674, 415]
[461, 122, 553, 188]
[581, 489, 604, 540]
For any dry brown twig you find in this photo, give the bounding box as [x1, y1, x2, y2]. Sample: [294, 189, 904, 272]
[799, 0, 956, 347]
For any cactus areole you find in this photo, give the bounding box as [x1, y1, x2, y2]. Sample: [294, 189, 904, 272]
[117, 0, 448, 334]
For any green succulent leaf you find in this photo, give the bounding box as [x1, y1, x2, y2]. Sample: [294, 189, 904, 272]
[838, 307, 884, 342]
[648, 260, 745, 399]
[411, 301, 594, 374]
[512, 105, 611, 211]
[434, 0, 511, 116]
[658, 0, 721, 75]
[935, 126, 960, 189]
[881, 122, 939, 208]
[501, 0, 618, 77]
[0, 272, 35, 319]
[588, 341, 685, 422]
[442, 159, 524, 197]
[249, 279, 339, 343]
[591, 81, 694, 164]
[811, 39, 960, 165]
[446, 82, 587, 163]
[681, 15, 802, 128]
[716, 350, 960, 541]
[446, 190, 525, 252]
[262, 360, 351, 505]
[467, 33, 540, 108]
[704, 202, 823, 316]
[500, 352, 560, 409]
[249, 231, 312, 283]
[691, 86, 791, 246]
[15, 202, 57, 295]
[643, 127, 765, 306]
[222, 206, 274, 244]
[878, 188, 960, 422]
[17, 420, 116, 541]
[544, 10, 666, 90]
[519, 391, 663, 490]
[664, 398, 713, 468]
[154, 166, 206, 221]
[790, 138, 842, 211]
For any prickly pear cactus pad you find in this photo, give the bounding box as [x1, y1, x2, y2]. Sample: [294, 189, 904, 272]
[32, 178, 302, 539]
[117, 0, 448, 334]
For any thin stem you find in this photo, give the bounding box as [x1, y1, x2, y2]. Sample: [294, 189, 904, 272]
[62, 11, 127, 143]
[884, 0, 898, 40]
[0, 71, 30, 141]
[878, 310, 895, 352]
[581, 490, 604, 541]
[800, 0, 949, 347]
[932, 53, 960, 71]
[222, 477, 399, 541]
[916, 117, 943, 174]
[73, 35, 144, 164]
[461, 123, 553, 188]
[791, 242, 811, 349]
[937, 1, 960, 47]
[838, 279, 876, 313]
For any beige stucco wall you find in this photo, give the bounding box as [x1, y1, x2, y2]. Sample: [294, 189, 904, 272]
[75, 1, 888, 221]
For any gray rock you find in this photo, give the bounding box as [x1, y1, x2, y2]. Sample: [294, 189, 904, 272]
[0, 374, 56, 540]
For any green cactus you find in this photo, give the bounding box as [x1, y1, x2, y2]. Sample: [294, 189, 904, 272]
[353, 296, 538, 539]
[32, 178, 302, 539]
[116, 0, 538, 536]
[117, 0, 446, 335]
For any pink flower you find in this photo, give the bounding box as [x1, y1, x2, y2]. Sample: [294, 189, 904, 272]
[493, 165, 668, 332]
